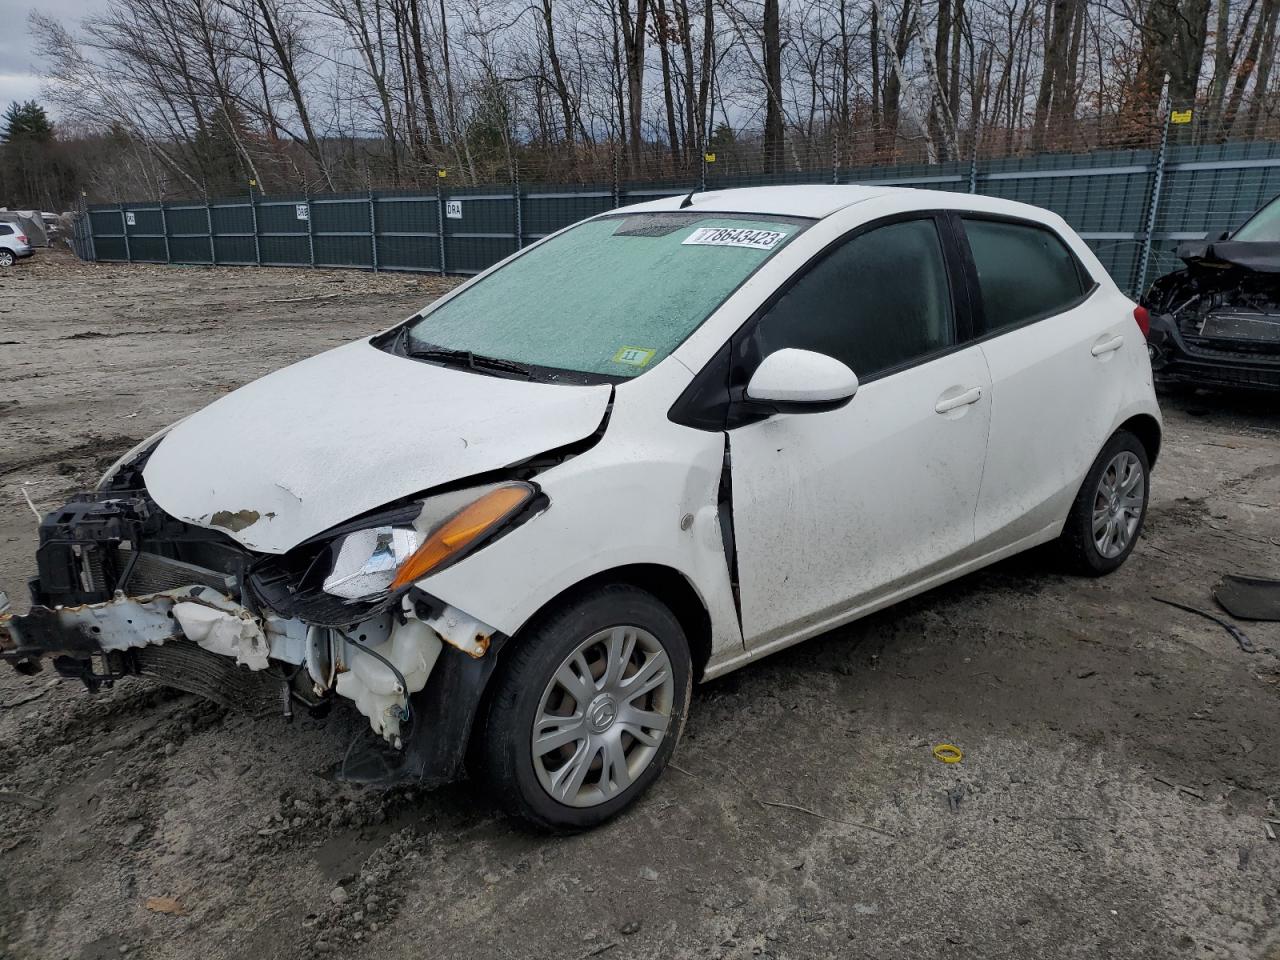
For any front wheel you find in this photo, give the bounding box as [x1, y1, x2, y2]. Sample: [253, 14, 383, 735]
[1058, 429, 1150, 576]
[473, 584, 692, 832]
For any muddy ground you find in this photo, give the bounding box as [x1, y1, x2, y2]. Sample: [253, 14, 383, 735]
[1, 249, 1278, 960]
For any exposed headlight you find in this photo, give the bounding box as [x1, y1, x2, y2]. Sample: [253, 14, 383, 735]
[323, 526, 424, 600]
[322, 482, 537, 601]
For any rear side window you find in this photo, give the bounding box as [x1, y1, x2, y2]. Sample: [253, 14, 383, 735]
[962, 218, 1086, 334]
[0, 225, 11, 236]
[754, 217, 953, 380]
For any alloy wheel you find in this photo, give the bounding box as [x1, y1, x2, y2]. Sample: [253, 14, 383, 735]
[531, 625, 674, 808]
[1092, 450, 1144, 558]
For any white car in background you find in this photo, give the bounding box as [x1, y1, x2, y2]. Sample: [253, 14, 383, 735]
[0, 186, 1160, 831]
[0, 222, 33, 266]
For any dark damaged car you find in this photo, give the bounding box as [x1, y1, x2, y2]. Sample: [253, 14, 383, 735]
[1144, 194, 1280, 391]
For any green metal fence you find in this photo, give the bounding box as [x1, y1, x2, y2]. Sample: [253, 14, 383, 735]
[80, 136, 1280, 296]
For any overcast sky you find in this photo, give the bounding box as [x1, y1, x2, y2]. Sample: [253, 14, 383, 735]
[0, 0, 109, 121]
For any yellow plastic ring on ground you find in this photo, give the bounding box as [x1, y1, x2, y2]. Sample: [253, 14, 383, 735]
[932, 744, 963, 764]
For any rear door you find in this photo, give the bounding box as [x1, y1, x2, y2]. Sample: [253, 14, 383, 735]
[728, 214, 993, 649]
[957, 215, 1133, 549]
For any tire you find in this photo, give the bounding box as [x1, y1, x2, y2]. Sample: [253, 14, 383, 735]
[1058, 429, 1150, 576]
[474, 583, 692, 832]
[0, 250, 14, 267]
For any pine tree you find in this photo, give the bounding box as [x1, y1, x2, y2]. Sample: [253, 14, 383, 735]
[2, 101, 54, 143]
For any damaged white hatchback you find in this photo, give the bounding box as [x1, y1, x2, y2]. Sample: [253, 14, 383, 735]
[0, 185, 1161, 830]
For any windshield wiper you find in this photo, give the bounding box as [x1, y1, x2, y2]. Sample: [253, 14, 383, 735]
[404, 343, 534, 379]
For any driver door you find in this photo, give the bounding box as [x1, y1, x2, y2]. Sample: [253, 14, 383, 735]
[728, 215, 993, 650]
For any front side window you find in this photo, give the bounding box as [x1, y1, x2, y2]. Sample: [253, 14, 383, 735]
[402, 212, 806, 380]
[963, 218, 1086, 334]
[753, 217, 954, 380]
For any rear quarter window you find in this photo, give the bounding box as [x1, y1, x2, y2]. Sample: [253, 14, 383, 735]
[963, 218, 1088, 335]
[0, 225, 11, 236]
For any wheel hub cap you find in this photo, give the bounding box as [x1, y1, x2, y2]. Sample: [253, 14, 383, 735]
[1092, 450, 1145, 559]
[587, 694, 619, 733]
[531, 625, 675, 808]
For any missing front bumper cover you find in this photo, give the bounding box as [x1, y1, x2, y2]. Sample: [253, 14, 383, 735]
[0, 583, 504, 788]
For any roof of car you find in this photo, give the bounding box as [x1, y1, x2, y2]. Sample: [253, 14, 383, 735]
[616, 184, 1073, 226]
[617, 184, 900, 219]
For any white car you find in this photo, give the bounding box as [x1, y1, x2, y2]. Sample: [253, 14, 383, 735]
[0, 186, 1159, 830]
[0, 222, 34, 266]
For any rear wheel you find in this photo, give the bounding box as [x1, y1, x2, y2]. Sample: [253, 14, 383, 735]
[1058, 429, 1150, 576]
[0, 250, 14, 267]
[474, 584, 692, 832]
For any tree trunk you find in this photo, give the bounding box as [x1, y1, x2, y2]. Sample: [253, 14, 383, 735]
[619, 0, 650, 174]
[931, 0, 952, 159]
[762, 0, 784, 174]
[540, 0, 577, 149]
[653, 0, 683, 166]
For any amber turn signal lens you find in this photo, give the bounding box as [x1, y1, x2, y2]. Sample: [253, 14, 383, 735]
[389, 483, 534, 589]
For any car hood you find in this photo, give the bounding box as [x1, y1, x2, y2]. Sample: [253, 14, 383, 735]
[143, 339, 611, 553]
[1177, 239, 1280, 273]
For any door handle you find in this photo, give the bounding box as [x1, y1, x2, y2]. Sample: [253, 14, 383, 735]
[934, 386, 983, 414]
[1091, 334, 1125, 356]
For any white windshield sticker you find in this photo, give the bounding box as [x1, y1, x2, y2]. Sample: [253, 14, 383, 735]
[682, 226, 787, 250]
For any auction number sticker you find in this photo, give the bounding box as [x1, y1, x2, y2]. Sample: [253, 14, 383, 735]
[682, 226, 786, 250]
[613, 346, 656, 367]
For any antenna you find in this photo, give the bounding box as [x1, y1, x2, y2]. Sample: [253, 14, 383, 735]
[679, 187, 697, 209]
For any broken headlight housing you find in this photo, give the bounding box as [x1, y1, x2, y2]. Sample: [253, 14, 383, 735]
[321, 482, 537, 602]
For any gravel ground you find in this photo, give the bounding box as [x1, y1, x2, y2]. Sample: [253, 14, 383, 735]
[1, 250, 1278, 960]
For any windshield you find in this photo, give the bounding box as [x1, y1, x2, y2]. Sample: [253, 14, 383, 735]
[402, 211, 807, 379]
[1232, 195, 1280, 242]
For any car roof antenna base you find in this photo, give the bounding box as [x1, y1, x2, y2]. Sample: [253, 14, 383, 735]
[679, 188, 697, 209]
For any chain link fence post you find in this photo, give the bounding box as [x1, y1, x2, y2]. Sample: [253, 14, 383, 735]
[1135, 111, 1171, 297]
[249, 183, 261, 267]
[436, 174, 447, 275]
[204, 184, 216, 266]
[82, 193, 96, 262]
[967, 151, 979, 194]
[612, 149, 620, 208]
[120, 199, 133, 263]
[368, 187, 379, 272]
[514, 162, 523, 250]
[159, 195, 171, 264]
[305, 188, 315, 268]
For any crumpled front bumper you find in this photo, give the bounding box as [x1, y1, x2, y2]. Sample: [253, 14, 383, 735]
[1148, 312, 1280, 391]
[0, 585, 279, 677]
[0, 582, 507, 789]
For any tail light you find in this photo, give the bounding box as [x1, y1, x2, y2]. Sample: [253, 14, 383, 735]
[1133, 305, 1150, 339]
[15, 234, 27, 245]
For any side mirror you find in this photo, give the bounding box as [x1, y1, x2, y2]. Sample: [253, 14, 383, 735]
[745, 348, 859, 412]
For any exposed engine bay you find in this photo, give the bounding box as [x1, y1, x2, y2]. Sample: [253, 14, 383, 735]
[1147, 262, 1280, 348]
[1143, 241, 1280, 390]
[0, 445, 525, 785]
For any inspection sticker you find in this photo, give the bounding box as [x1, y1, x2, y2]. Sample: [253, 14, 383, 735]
[682, 226, 786, 250]
[613, 346, 657, 367]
